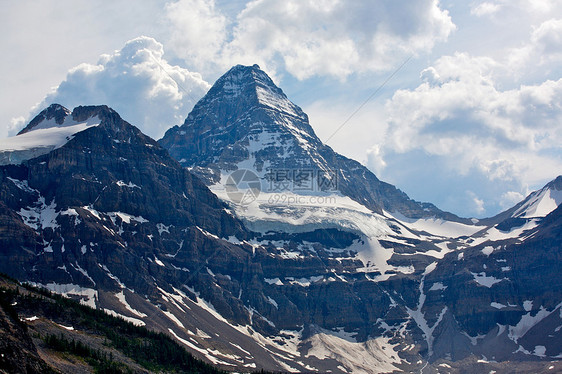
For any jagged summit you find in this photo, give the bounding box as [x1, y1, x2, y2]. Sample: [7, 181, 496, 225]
[481, 175, 562, 228]
[159, 64, 324, 178]
[160, 64, 467, 221]
[509, 175, 562, 219]
[18, 104, 127, 137]
[0, 105, 110, 165]
[18, 103, 71, 135]
[206, 64, 305, 119]
[179, 64, 311, 132]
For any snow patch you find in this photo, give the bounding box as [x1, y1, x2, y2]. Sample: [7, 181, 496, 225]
[103, 308, 145, 326]
[36, 282, 98, 309]
[428, 282, 447, 291]
[264, 278, 284, 286]
[508, 305, 557, 343]
[267, 296, 278, 309]
[481, 246, 495, 256]
[163, 311, 185, 329]
[389, 211, 484, 238]
[305, 327, 401, 374]
[18, 197, 59, 231]
[514, 187, 562, 218]
[471, 272, 506, 288]
[491, 302, 506, 309]
[107, 212, 148, 224]
[157, 223, 170, 235]
[116, 180, 140, 189]
[115, 291, 147, 318]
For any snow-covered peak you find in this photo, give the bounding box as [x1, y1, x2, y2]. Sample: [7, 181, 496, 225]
[211, 64, 304, 118]
[0, 107, 100, 165]
[513, 176, 562, 218]
[160, 64, 322, 172]
[18, 104, 72, 135]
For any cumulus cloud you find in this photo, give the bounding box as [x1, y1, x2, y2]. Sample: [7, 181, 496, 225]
[165, 0, 228, 72]
[377, 51, 562, 216]
[508, 18, 562, 72]
[500, 190, 526, 208]
[165, 0, 455, 80]
[366, 144, 387, 175]
[31, 36, 210, 139]
[467, 191, 486, 215]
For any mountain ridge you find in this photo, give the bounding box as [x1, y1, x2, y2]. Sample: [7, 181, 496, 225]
[159, 64, 469, 223]
[0, 64, 561, 373]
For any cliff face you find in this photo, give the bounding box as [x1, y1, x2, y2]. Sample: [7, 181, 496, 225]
[0, 274, 226, 374]
[0, 104, 250, 309]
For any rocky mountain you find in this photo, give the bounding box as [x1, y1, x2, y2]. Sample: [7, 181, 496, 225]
[0, 65, 561, 374]
[157, 65, 562, 372]
[159, 64, 464, 222]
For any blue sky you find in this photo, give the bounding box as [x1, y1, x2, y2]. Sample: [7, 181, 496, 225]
[1, 0, 561, 218]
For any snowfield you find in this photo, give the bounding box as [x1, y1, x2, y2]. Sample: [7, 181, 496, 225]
[0, 115, 99, 165]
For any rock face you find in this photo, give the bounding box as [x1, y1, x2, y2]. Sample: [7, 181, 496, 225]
[423, 202, 562, 362]
[0, 104, 252, 320]
[0, 287, 54, 374]
[1, 68, 562, 373]
[160, 64, 464, 221]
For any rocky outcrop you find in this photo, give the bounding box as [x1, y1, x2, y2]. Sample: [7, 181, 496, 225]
[0, 104, 250, 311]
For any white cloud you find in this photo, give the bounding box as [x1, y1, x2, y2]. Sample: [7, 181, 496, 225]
[8, 117, 26, 137]
[28, 36, 210, 139]
[165, 0, 228, 73]
[165, 0, 455, 80]
[367, 144, 387, 175]
[467, 191, 486, 215]
[471, 2, 502, 17]
[500, 190, 525, 208]
[509, 18, 562, 70]
[378, 51, 562, 215]
[470, 0, 558, 18]
[530, 18, 562, 63]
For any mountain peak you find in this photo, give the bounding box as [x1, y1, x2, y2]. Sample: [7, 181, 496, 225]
[18, 104, 71, 135]
[0, 105, 121, 166]
[506, 175, 562, 219]
[160, 64, 465, 222]
[203, 63, 305, 120]
[159, 64, 318, 173]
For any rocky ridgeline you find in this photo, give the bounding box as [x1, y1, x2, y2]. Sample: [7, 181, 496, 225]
[0, 65, 560, 373]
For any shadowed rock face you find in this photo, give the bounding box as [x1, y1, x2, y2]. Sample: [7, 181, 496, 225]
[0, 287, 54, 373]
[0, 104, 251, 313]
